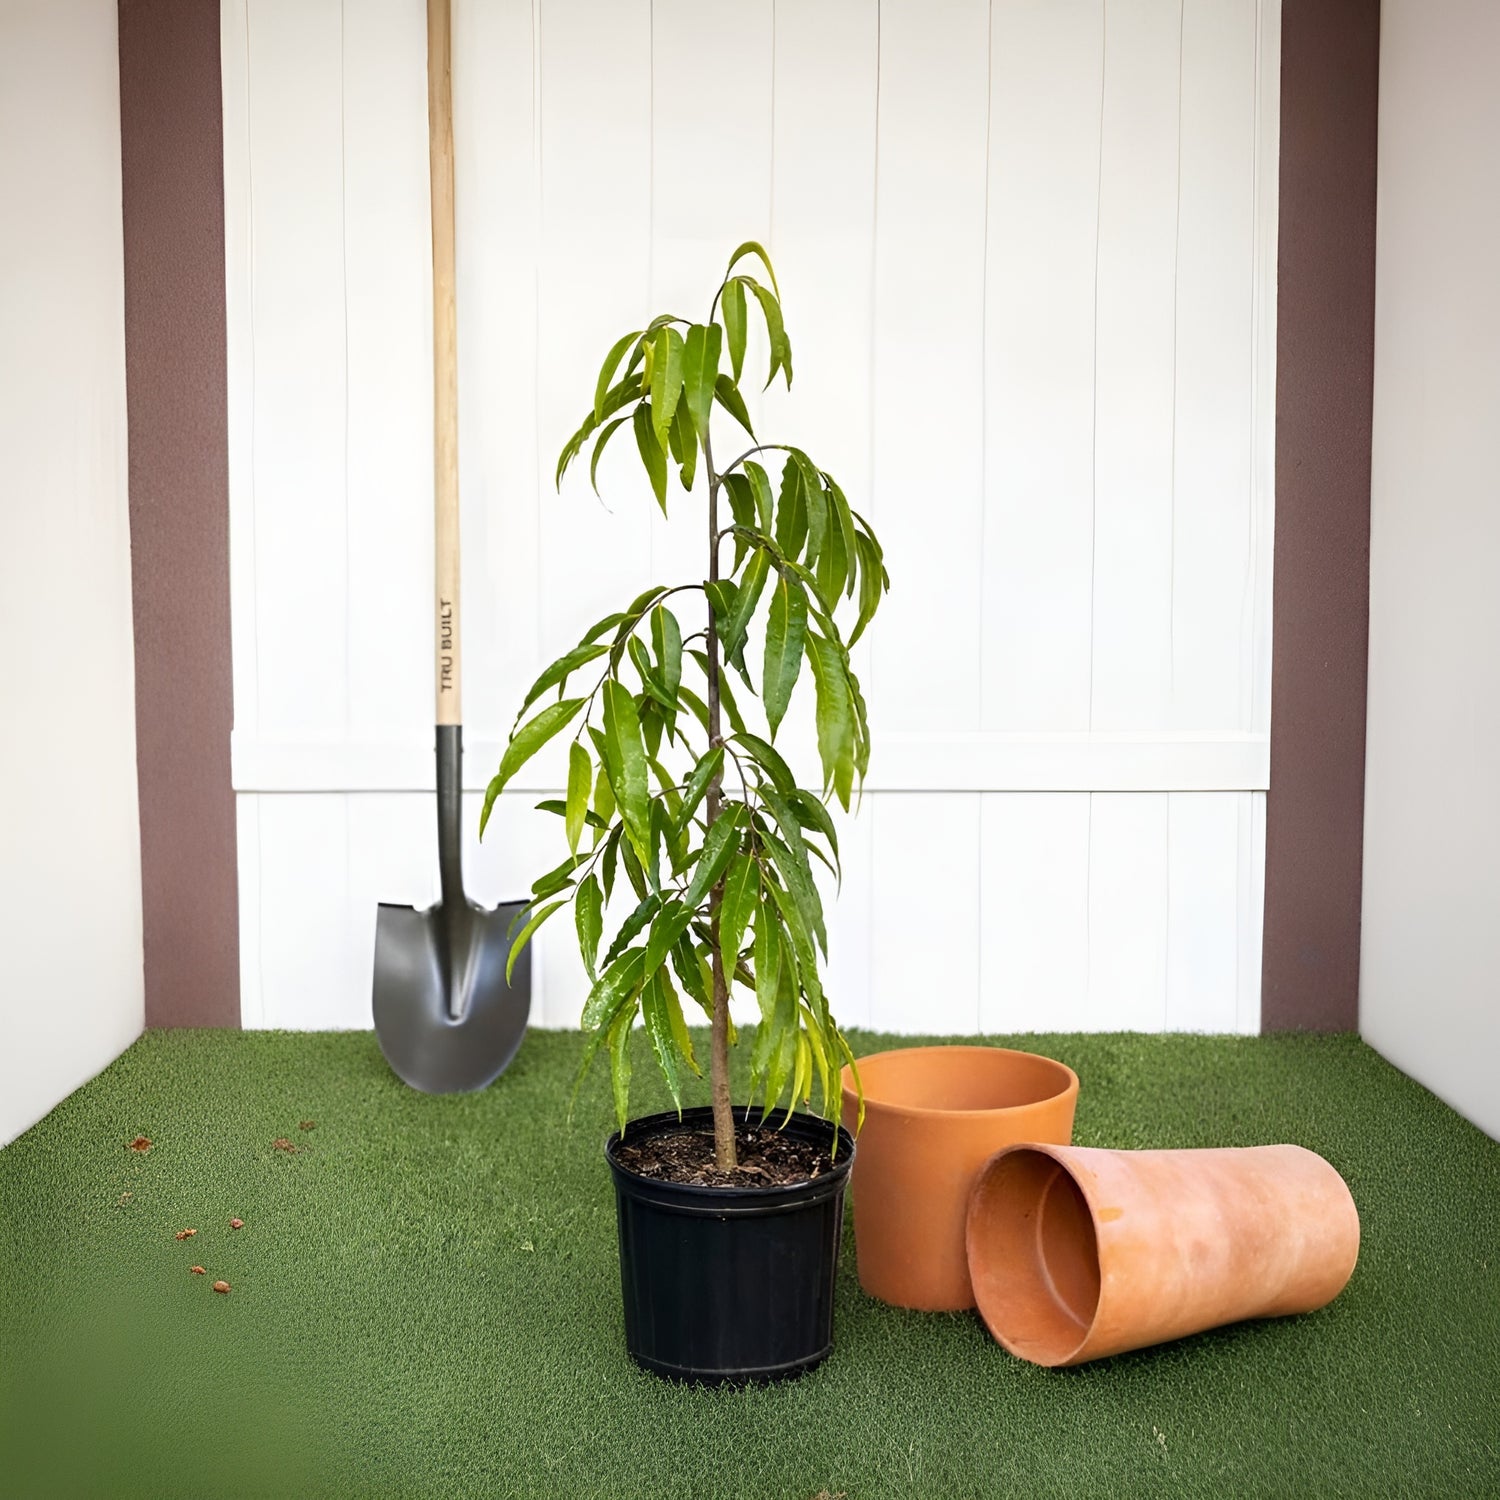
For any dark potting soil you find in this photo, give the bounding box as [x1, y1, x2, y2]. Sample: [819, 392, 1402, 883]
[614, 1121, 847, 1188]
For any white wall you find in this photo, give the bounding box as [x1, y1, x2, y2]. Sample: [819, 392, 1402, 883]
[224, 0, 1280, 1035]
[1362, 0, 1500, 1138]
[0, 0, 144, 1143]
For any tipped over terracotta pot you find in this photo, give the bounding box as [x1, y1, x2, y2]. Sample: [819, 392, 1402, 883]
[840, 1046, 1078, 1311]
[966, 1142, 1360, 1366]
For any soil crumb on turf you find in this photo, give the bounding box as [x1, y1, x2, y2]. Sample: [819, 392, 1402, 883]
[613, 1124, 846, 1188]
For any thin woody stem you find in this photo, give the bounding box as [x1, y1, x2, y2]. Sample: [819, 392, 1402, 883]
[703, 425, 737, 1171]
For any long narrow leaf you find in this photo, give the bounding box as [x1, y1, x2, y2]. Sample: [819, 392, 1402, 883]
[650, 326, 685, 447]
[722, 277, 747, 383]
[575, 872, 603, 981]
[481, 697, 585, 835]
[681, 323, 721, 439]
[762, 570, 807, 737]
[601, 680, 650, 857]
[505, 898, 565, 983]
[595, 330, 641, 422]
[633, 403, 668, 512]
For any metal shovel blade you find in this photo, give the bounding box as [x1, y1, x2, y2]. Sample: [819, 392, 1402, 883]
[373, 897, 530, 1094]
[372, 726, 531, 1094]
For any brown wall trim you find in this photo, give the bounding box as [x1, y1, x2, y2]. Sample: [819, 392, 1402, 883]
[119, 0, 239, 1027]
[1262, 0, 1380, 1031]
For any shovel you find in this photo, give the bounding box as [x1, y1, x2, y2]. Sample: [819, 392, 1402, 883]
[372, 0, 530, 1093]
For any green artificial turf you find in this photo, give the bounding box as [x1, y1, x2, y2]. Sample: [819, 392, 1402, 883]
[1, 1029, 1496, 1499]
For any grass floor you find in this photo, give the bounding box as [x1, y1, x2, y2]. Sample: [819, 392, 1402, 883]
[1, 1029, 1496, 1499]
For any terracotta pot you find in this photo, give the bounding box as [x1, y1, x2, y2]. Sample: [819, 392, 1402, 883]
[839, 1046, 1078, 1311]
[966, 1142, 1360, 1366]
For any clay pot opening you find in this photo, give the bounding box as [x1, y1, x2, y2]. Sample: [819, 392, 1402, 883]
[967, 1147, 1101, 1366]
[854, 1046, 1075, 1116]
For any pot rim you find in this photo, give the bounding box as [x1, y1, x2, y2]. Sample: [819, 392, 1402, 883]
[839, 1044, 1079, 1123]
[604, 1103, 855, 1201]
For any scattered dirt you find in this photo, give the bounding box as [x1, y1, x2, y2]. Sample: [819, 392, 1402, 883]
[174, 1229, 198, 1241]
[229, 1218, 244, 1230]
[212, 1281, 231, 1294]
[117, 1192, 133, 1206]
[298, 1120, 316, 1131]
[190, 1266, 206, 1276]
[271, 1138, 297, 1153]
[128, 1136, 152, 1153]
[614, 1123, 847, 1188]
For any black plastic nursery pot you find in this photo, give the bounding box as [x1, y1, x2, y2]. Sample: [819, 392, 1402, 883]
[605, 1105, 856, 1386]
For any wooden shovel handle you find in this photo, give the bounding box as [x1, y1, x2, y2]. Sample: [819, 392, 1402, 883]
[428, 0, 460, 724]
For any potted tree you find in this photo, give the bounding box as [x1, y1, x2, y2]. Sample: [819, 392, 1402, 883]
[481, 244, 888, 1384]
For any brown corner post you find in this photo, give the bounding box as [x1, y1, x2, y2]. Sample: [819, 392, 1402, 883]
[118, 0, 240, 1026]
[1262, 0, 1380, 1031]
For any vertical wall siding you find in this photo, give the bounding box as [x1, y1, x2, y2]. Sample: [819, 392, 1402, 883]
[224, 0, 1278, 1034]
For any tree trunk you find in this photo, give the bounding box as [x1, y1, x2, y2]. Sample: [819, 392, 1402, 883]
[704, 438, 737, 1171]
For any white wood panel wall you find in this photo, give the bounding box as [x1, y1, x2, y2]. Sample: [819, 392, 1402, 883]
[223, 0, 1279, 1035]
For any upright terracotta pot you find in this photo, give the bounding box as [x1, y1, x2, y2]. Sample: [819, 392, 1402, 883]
[840, 1046, 1078, 1311]
[966, 1142, 1360, 1367]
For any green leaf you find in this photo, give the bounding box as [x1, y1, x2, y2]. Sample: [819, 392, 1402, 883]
[650, 326, 685, 447]
[627, 636, 675, 713]
[601, 679, 650, 857]
[505, 898, 565, 983]
[589, 415, 630, 495]
[599, 823, 622, 901]
[745, 279, 791, 388]
[775, 456, 807, 560]
[848, 529, 885, 647]
[726, 241, 781, 298]
[687, 650, 749, 735]
[603, 893, 659, 972]
[733, 730, 796, 795]
[481, 697, 586, 836]
[671, 935, 712, 1017]
[815, 491, 848, 605]
[790, 450, 827, 564]
[762, 570, 807, 737]
[668, 395, 697, 491]
[713, 374, 755, 439]
[513, 644, 607, 726]
[718, 853, 758, 982]
[607, 1000, 635, 1133]
[531, 851, 583, 900]
[722, 277, 747, 383]
[581, 946, 646, 1031]
[678, 683, 710, 735]
[683, 807, 743, 909]
[676, 745, 724, 833]
[805, 631, 855, 809]
[565, 741, 591, 855]
[753, 901, 782, 1023]
[826, 475, 858, 599]
[704, 579, 737, 638]
[633, 402, 668, 511]
[789, 786, 840, 867]
[559, 373, 643, 488]
[593, 760, 616, 827]
[595, 330, 641, 423]
[575, 872, 603, 981]
[681, 323, 722, 440]
[744, 461, 775, 531]
[651, 606, 682, 705]
[661, 973, 700, 1074]
[721, 547, 769, 661]
[640, 970, 684, 1112]
[643, 900, 694, 983]
[759, 788, 829, 958]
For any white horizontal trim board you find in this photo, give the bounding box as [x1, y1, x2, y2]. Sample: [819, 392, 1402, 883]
[232, 731, 1270, 795]
[222, 0, 1281, 1035]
